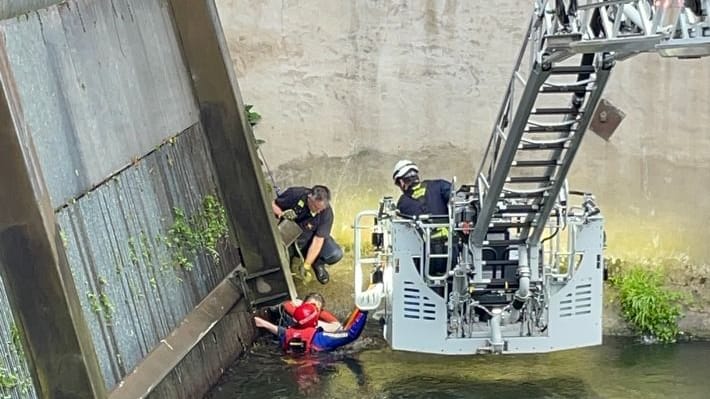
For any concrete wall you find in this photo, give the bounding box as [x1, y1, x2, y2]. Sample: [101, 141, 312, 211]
[217, 0, 710, 261]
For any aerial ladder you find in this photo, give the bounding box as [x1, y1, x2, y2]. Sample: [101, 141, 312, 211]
[353, 0, 710, 354]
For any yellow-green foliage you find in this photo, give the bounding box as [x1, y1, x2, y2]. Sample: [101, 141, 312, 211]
[610, 265, 682, 343]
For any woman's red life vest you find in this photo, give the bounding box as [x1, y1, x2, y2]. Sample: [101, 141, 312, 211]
[283, 326, 318, 353]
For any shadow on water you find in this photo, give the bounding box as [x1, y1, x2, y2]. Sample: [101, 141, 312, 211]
[377, 376, 596, 399]
[206, 327, 710, 399]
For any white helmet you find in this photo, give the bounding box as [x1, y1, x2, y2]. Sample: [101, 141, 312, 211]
[392, 160, 419, 182]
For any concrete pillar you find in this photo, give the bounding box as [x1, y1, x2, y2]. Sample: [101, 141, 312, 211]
[168, 0, 296, 303]
[0, 40, 105, 399]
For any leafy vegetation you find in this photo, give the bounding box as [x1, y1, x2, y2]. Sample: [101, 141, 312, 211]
[165, 195, 228, 270]
[1, 326, 32, 396]
[610, 266, 683, 343]
[0, 367, 22, 392]
[9, 324, 23, 359]
[245, 104, 262, 127]
[87, 286, 114, 320]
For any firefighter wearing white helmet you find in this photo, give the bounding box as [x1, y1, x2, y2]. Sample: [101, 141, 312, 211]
[391, 160, 453, 276]
[392, 160, 419, 183]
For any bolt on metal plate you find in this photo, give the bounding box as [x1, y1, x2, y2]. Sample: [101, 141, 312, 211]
[590, 98, 626, 141]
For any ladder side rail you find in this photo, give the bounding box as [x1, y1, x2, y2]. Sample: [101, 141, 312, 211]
[517, 53, 597, 239]
[528, 55, 615, 243]
[471, 65, 552, 246]
[476, 13, 539, 187]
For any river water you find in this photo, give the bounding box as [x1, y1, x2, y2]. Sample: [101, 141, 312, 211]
[206, 323, 710, 399]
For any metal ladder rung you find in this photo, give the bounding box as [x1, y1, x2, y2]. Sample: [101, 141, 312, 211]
[502, 186, 552, 196]
[521, 135, 573, 145]
[500, 191, 547, 199]
[520, 142, 568, 150]
[548, 65, 596, 74]
[482, 260, 519, 266]
[540, 84, 591, 93]
[544, 77, 596, 88]
[511, 160, 561, 167]
[507, 176, 551, 183]
[489, 221, 532, 228]
[496, 204, 540, 213]
[527, 119, 577, 128]
[525, 125, 573, 133]
[530, 107, 582, 115]
[483, 239, 525, 246]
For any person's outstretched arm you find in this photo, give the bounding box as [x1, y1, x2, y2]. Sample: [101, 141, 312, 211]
[254, 316, 280, 336]
[311, 309, 367, 352]
[319, 309, 339, 323]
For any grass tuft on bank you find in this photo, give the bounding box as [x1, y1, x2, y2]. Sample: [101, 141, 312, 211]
[610, 264, 683, 343]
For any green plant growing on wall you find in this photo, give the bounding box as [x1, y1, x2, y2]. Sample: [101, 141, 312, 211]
[611, 266, 683, 343]
[0, 366, 20, 392]
[87, 288, 114, 320]
[198, 195, 228, 261]
[245, 104, 262, 127]
[166, 207, 199, 270]
[87, 293, 102, 315]
[128, 236, 139, 266]
[9, 324, 23, 359]
[0, 363, 32, 397]
[165, 195, 228, 270]
[59, 229, 68, 249]
[99, 293, 114, 318]
[139, 231, 153, 263]
[244, 104, 277, 194]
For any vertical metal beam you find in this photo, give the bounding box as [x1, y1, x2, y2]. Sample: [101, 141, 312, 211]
[0, 37, 106, 399]
[167, 0, 296, 302]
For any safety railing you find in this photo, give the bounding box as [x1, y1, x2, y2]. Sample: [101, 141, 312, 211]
[353, 210, 386, 311]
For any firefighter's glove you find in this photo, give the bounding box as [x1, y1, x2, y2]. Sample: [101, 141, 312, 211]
[281, 209, 297, 221]
[302, 262, 314, 283]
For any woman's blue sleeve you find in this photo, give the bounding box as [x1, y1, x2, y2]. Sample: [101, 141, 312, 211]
[311, 311, 367, 352]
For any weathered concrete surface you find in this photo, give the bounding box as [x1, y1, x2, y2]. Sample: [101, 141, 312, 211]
[217, 0, 710, 262]
[1, 0, 198, 208]
[0, 0, 61, 19]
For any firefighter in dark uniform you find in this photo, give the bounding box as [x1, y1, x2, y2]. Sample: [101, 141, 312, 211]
[392, 160, 452, 276]
[272, 185, 342, 284]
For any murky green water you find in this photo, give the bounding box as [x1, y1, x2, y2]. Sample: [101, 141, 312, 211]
[206, 323, 710, 399]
